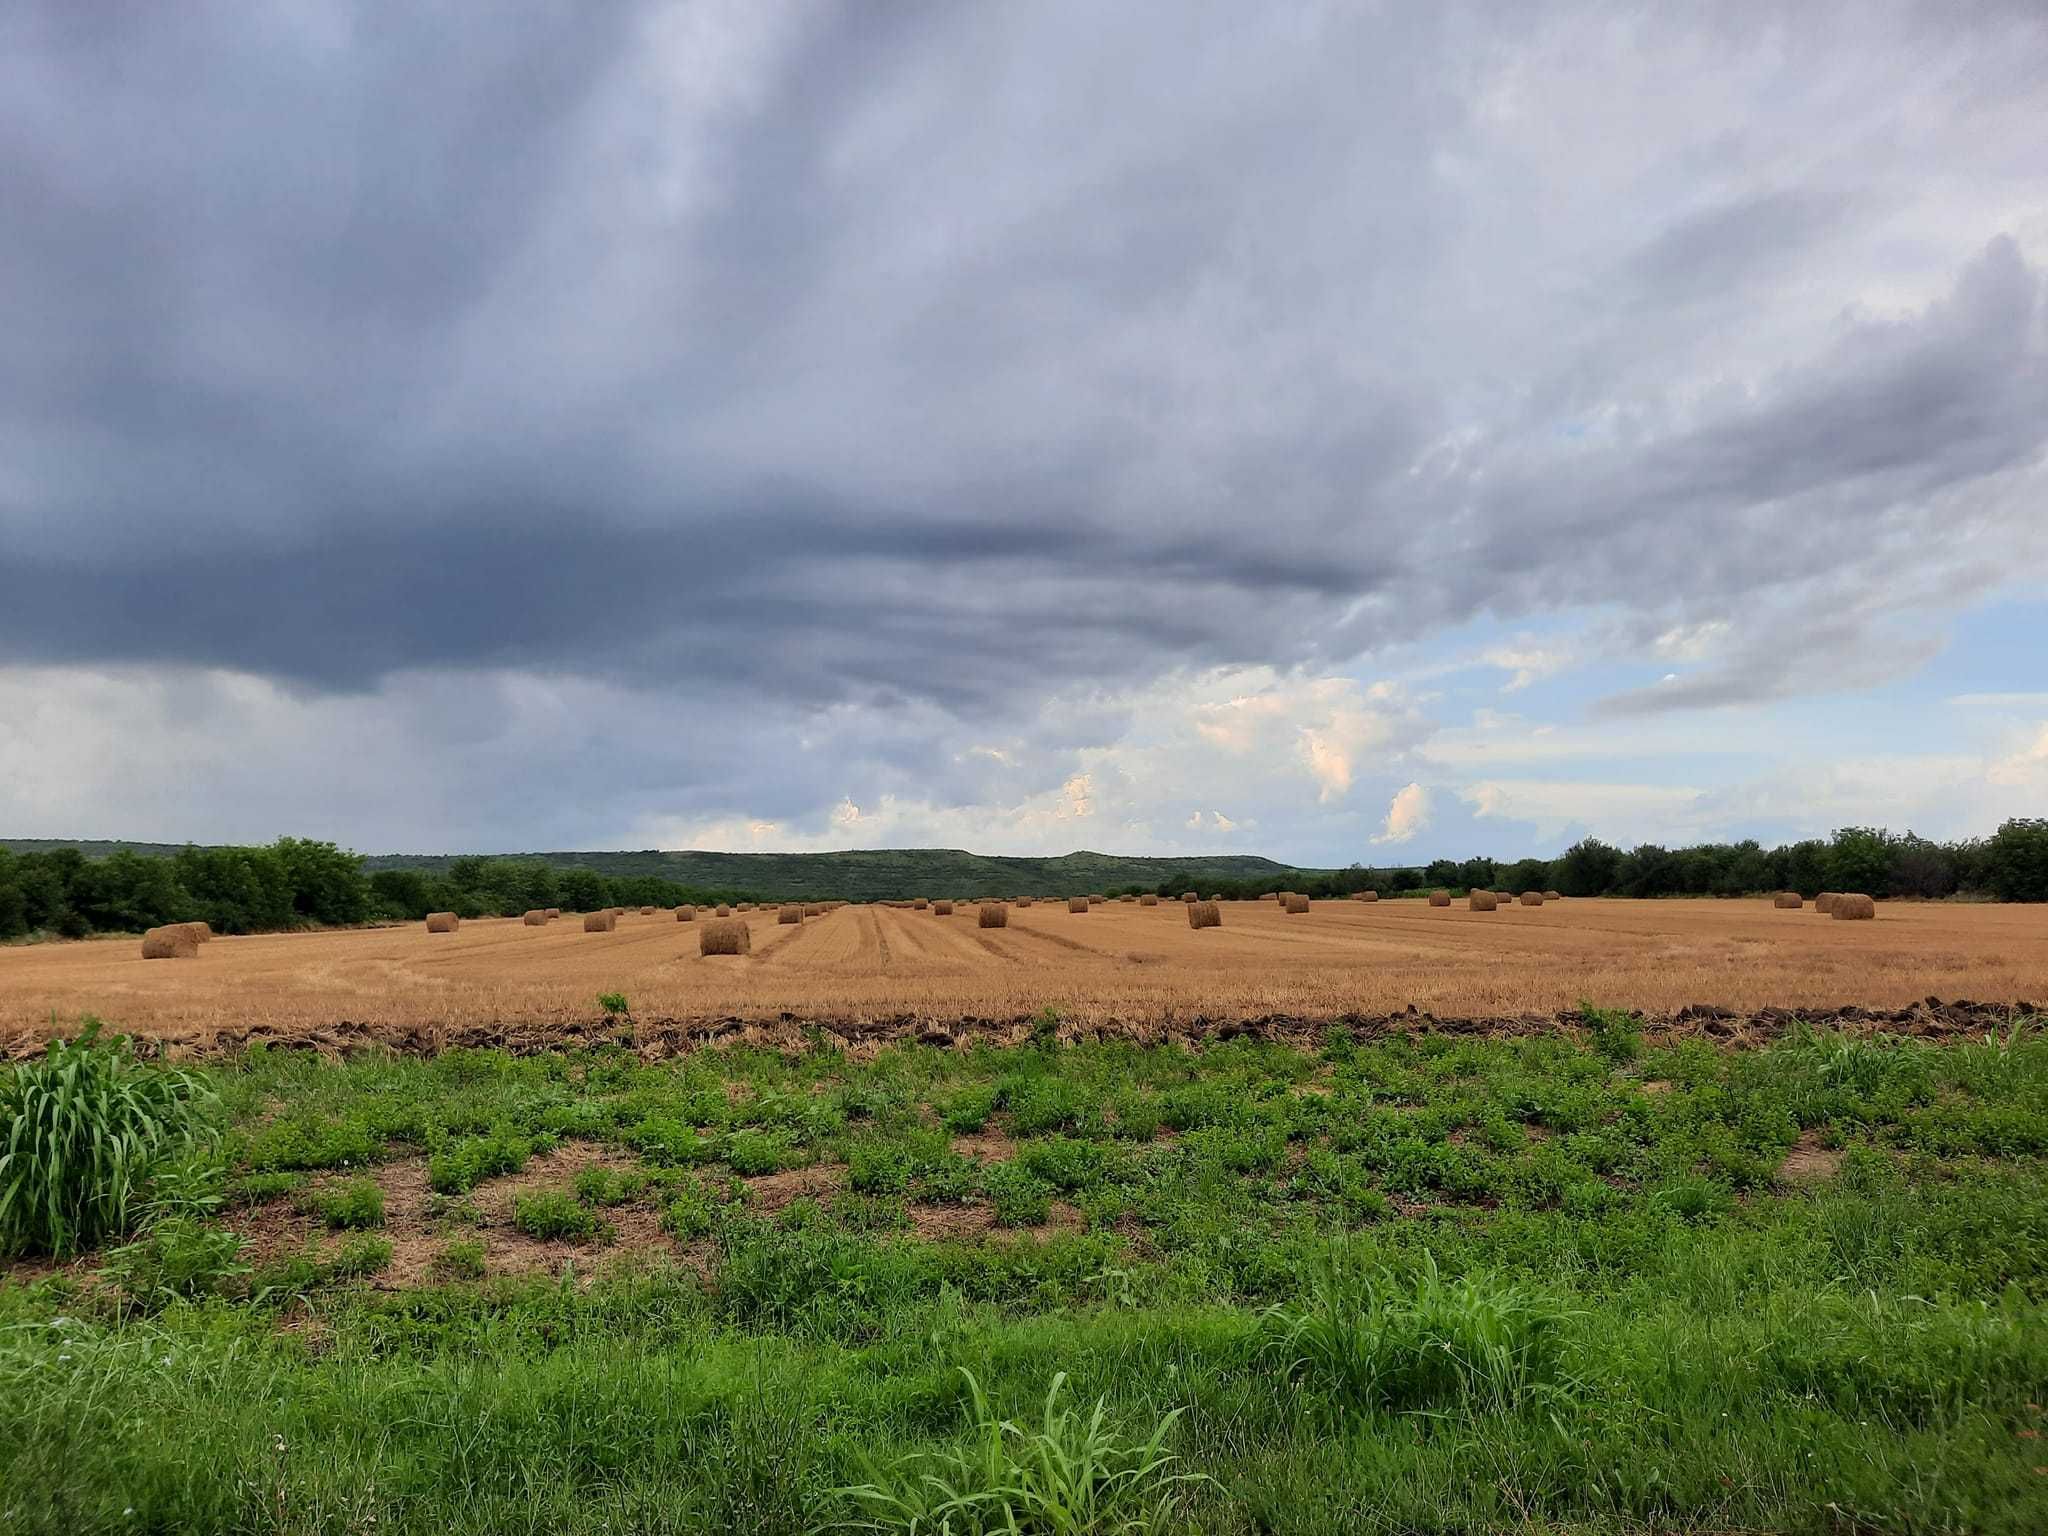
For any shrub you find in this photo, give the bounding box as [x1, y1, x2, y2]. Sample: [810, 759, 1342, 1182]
[836, 1368, 1210, 1535]
[984, 1162, 1054, 1227]
[1581, 1004, 1642, 1065]
[331, 1233, 394, 1278]
[310, 1177, 385, 1229]
[572, 1166, 646, 1207]
[724, 1130, 789, 1177]
[0, 1026, 216, 1257]
[1263, 1249, 1571, 1414]
[98, 1217, 249, 1307]
[433, 1237, 487, 1280]
[596, 991, 630, 1018]
[427, 1130, 530, 1195]
[513, 1190, 603, 1242]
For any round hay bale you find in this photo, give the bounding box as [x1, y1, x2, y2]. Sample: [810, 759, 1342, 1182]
[1831, 893, 1876, 920]
[1815, 892, 1841, 914]
[1118, 893, 1136, 903]
[583, 911, 615, 933]
[932, 900, 953, 916]
[1493, 890, 1512, 900]
[676, 906, 695, 922]
[1262, 892, 1280, 901]
[1068, 896, 1088, 913]
[1520, 891, 1544, 906]
[639, 905, 656, 915]
[803, 904, 823, 918]
[1181, 891, 1199, 903]
[1469, 890, 1498, 912]
[546, 908, 561, 920]
[979, 902, 1008, 929]
[1087, 894, 1105, 905]
[1206, 893, 1223, 902]
[1138, 893, 1158, 906]
[140, 927, 199, 960]
[523, 909, 548, 926]
[1428, 890, 1452, 907]
[1283, 893, 1310, 914]
[778, 905, 802, 924]
[161, 921, 212, 943]
[913, 898, 929, 911]
[715, 905, 731, 917]
[425, 912, 459, 933]
[1543, 891, 1561, 902]
[1015, 896, 1034, 908]
[1354, 890, 1379, 902]
[1772, 891, 1802, 909]
[700, 918, 751, 955]
[1187, 900, 1221, 930]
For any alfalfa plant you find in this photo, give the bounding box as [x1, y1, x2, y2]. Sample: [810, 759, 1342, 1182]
[834, 1367, 1212, 1534]
[0, 1024, 217, 1257]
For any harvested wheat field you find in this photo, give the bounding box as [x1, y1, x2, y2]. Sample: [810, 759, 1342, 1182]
[2, 898, 2044, 1051]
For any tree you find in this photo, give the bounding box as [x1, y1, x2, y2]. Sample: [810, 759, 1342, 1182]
[1825, 827, 1895, 896]
[1554, 838, 1620, 897]
[1984, 818, 2048, 903]
[559, 869, 609, 912]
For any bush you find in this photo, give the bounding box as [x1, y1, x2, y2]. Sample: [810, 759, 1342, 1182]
[984, 1162, 1054, 1227]
[310, 1177, 385, 1229]
[0, 1026, 216, 1257]
[836, 1368, 1209, 1534]
[513, 1190, 603, 1242]
[98, 1217, 249, 1307]
[1263, 1249, 1571, 1414]
[427, 1130, 530, 1194]
[433, 1237, 487, 1280]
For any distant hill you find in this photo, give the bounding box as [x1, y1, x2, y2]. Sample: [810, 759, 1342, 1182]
[1, 839, 1332, 902]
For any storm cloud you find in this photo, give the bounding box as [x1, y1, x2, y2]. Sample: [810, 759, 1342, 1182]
[2, 0, 2045, 855]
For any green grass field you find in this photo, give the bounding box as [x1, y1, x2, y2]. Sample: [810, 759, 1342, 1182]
[4, 1016, 2045, 1533]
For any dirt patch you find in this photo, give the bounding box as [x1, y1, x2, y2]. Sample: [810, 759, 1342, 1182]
[1639, 1080, 1674, 1096]
[1778, 1131, 1846, 1186]
[742, 1163, 842, 1213]
[908, 1199, 1085, 1242]
[951, 1129, 1018, 1162]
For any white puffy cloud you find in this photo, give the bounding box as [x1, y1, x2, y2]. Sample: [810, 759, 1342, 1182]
[1371, 783, 1431, 845]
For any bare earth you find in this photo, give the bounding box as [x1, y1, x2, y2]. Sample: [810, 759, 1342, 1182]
[3, 898, 2043, 1051]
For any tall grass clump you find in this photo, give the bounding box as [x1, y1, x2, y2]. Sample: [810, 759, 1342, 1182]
[1263, 1249, 1571, 1415]
[835, 1367, 1210, 1534]
[0, 1025, 216, 1257]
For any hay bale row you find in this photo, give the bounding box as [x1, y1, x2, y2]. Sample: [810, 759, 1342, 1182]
[1187, 900, 1221, 930]
[979, 902, 1008, 929]
[1773, 891, 1803, 909]
[1832, 893, 1876, 921]
[583, 911, 615, 933]
[140, 925, 200, 960]
[1283, 893, 1310, 914]
[1428, 890, 1452, 907]
[700, 918, 751, 955]
[425, 912, 460, 933]
[1469, 891, 1498, 912]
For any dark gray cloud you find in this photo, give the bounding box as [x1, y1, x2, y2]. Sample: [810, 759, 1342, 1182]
[2, 0, 2046, 849]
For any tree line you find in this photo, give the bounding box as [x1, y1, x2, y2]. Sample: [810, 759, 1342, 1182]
[0, 842, 756, 942]
[1118, 820, 2048, 905]
[2, 819, 2043, 943]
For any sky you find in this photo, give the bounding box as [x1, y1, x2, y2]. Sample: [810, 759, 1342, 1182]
[2, 0, 2045, 863]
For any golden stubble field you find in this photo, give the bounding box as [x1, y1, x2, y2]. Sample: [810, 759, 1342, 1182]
[3, 897, 2044, 1050]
